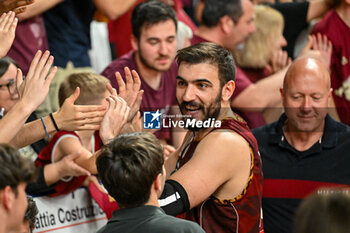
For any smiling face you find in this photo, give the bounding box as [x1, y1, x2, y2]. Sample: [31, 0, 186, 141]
[282, 58, 331, 133]
[176, 62, 222, 127]
[133, 19, 177, 73]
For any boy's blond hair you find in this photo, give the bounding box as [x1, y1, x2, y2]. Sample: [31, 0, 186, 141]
[59, 73, 109, 106]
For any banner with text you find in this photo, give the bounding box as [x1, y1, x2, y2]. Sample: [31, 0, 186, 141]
[33, 188, 108, 233]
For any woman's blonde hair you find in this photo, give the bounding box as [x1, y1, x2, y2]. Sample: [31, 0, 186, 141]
[233, 5, 284, 69]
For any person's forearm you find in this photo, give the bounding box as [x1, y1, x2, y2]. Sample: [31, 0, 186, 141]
[43, 162, 62, 186]
[84, 157, 98, 175]
[307, 0, 331, 22]
[93, 0, 138, 20]
[73, 154, 97, 175]
[83, 151, 100, 175]
[17, 0, 64, 21]
[231, 67, 288, 110]
[165, 149, 180, 179]
[9, 113, 56, 148]
[0, 100, 33, 144]
[26, 166, 56, 196]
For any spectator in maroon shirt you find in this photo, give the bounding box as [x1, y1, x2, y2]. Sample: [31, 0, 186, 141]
[102, 1, 185, 148]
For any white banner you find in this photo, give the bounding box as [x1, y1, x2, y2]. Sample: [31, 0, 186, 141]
[33, 188, 108, 233]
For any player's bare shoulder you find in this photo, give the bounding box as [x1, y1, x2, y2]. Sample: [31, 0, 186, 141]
[197, 129, 251, 158]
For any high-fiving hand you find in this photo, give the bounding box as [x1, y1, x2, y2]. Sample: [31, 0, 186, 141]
[0, 11, 17, 58]
[15, 50, 57, 113]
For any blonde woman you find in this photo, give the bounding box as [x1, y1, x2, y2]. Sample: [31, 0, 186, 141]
[233, 5, 291, 83]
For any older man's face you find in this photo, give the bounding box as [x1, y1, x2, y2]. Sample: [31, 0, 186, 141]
[282, 59, 332, 133]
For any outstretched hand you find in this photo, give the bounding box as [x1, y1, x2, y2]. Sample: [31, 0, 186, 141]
[15, 50, 57, 113]
[99, 95, 130, 144]
[110, 67, 143, 121]
[310, 33, 332, 70]
[299, 34, 332, 70]
[0, 11, 17, 58]
[54, 87, 107, 131]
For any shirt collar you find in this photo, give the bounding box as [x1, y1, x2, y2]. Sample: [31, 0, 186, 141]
[269, 113, 338, 149]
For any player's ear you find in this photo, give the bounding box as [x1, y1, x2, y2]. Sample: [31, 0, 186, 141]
[153, 173, 163, 192]
[222, 80, 235, 101]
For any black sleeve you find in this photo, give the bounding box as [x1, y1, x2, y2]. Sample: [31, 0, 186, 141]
[159, 179, 190, 216]
[26, 167, 56, 196]
[269, 1, 310, 59]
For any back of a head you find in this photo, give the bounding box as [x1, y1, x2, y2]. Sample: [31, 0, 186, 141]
[233, 5, 284, 68]
[0, 144, 36, 192]
[176, 42, 236, 86]
[202, 0, 243, 27]
[295, 189, 350, 233]
[97, 132, 164, 208]
[58, 73, 109, 106]
[131, 0, 177, 40]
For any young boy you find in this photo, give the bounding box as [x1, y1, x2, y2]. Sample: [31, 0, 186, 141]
[35, 73, 123, 197]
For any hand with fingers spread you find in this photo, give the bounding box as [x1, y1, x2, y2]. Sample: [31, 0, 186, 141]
[0, 0, 33, 15]
[16, 50, 57, 112]
[54, 87, 107, 131]
[0, 11, 17, 58]
[100, 95, 130, 144]
[298, 34, 332, 71]
[310, 33, 332, 70]
[113, 67, 143, 121]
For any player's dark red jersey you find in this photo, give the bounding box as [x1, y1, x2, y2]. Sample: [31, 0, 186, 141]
[178, 115, 263, 233]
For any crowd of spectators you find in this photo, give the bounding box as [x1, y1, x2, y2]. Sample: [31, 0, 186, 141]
[0, 0, 349, 232]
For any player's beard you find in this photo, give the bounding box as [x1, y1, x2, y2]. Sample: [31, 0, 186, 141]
[178, 90, 222, 131]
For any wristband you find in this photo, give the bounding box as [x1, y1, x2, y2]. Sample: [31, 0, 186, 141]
[41, 117, 51, 138]
[49, 113, 60, 132]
